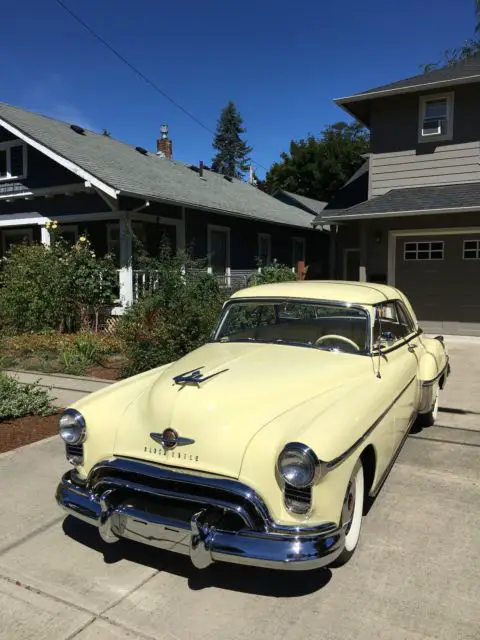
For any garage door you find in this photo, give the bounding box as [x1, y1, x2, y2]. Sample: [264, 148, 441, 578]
[395, 233, 480, 335]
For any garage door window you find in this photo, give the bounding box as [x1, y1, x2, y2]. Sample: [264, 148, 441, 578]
[404, 241, 444, 261]
[463, 240, 480, 260]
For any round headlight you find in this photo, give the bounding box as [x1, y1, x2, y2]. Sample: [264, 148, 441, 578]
[59, 409, 86, 445]
[277, 443, 319, 488]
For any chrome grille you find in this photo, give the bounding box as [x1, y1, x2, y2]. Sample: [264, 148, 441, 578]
[65, 443, 84, 464]
[87, 458, 269, 531]
[284, 484, 312, 514]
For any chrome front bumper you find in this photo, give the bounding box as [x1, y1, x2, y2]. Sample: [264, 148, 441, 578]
[56, 470, 344, 571]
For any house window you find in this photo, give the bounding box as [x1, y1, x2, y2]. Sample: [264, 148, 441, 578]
[2, 228, 33, 255]
[404, 241, 444, 261]
[463, 239, 480, 260]
[258, 233, 271, 266]
[418, 93, 453, 142]
[58, 225, 78, 246]
[208, 225, 230, 275]
[0, 141, 27, 180]
[292, 237, 306, 268]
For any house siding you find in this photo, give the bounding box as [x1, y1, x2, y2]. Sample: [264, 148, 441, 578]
[185, 208, 326, 272]
[0, 128, 83, 195]
[336, 211, 480, 282]
[369, 85, 480, 197]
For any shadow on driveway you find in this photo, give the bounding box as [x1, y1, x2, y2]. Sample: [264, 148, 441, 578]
[62, 516, 332, 597]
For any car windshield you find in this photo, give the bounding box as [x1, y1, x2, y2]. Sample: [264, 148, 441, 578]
[214, 299, 369, 354]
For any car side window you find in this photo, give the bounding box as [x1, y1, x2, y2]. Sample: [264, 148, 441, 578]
[395, 301, 416, 336]
[373, 301, 409, 348]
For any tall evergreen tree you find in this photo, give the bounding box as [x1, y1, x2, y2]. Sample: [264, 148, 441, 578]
[211, 101, 252, 179]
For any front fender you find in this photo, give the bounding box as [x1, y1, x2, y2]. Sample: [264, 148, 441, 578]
[67, 363, 174, 479]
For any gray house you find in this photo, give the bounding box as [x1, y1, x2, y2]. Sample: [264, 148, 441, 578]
[315, 54, 480, 336]
[0, 103, 327, 313]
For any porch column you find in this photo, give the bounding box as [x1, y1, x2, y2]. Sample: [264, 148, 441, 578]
[118, 213, 133, 309]
[359, 221, 367, 282]
[40, 224, 51, 247]
[328, 224, 337, 279]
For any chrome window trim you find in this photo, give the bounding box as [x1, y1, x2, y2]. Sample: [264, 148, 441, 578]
[212, 297, 372, 354]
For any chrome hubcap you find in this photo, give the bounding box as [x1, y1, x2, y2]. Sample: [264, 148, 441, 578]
[342, 482, 356, 535]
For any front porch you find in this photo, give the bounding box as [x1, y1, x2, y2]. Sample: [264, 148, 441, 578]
[0, 210, 265, 314]
[0, 209, 186, 314]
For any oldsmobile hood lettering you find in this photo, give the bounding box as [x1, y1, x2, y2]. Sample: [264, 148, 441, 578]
[113, 341, 368, 477]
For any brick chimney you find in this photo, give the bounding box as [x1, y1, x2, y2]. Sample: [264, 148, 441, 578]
[156, 124, 173, 159]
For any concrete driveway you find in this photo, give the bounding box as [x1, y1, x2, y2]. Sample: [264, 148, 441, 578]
[0, 337, 479, 639]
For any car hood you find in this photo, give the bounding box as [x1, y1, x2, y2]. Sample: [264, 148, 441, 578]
[113, 342, 368, 478]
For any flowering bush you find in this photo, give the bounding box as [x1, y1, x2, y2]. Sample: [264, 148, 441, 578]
[0, 223, 117, 333]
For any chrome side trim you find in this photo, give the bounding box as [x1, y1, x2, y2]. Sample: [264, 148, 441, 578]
[421, 358, 450, 388]
[324, 375, 417, 471]
[369, 412, 417, 498]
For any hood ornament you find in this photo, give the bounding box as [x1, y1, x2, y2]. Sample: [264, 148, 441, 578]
[150, 429, 195, 450]
[173, 367, 228, 386]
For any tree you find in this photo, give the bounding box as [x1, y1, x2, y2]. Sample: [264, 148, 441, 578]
[421, 2, 480, 70]
[265, 122, 369, 202]
[211, 101, 252, 179]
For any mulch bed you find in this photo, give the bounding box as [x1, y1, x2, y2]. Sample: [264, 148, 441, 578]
[0, 412, 62, 454]
[84, 356, 125, 381]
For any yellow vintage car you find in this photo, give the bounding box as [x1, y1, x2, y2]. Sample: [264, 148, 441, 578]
[56, 281, 450, 570]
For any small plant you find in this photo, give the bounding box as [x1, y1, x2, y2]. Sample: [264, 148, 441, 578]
[0, 374, 56, 420]
[59, 333, 103, 375]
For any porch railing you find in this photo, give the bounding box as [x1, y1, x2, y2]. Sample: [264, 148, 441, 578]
[116, 269, 258, 303]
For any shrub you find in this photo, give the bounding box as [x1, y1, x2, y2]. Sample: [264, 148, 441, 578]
[0, 374, 56, 419]
[117, 248, 226, 377]
[249, 259, 297, 286]
[0, 227, 117, 334]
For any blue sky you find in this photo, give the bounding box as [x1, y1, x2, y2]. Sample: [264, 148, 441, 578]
[0, 0, 475, 177]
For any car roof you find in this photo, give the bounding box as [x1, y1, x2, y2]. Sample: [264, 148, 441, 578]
[230, 281, 401, 306]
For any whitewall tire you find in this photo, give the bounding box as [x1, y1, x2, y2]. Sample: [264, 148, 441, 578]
[331, 461, 364, 567]
[417, 385, 440, 428]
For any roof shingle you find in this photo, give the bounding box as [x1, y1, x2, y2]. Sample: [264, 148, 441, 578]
[0, 103, 315, 229]
[317, 182, 480, 221]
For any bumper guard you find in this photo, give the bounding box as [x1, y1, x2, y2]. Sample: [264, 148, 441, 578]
[56, 470, 344, 571]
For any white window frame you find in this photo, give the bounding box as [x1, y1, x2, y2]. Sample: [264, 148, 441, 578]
[463, 239, 480, 260]
[207, 224, 231, 276]
[2, 227, 33, 254]
[0, 140, 28, 181]
[403, 240, 444, 261]
[292, 236, 306, 269]
[418, 92, 454, 143]
[257, 233, 271, 266]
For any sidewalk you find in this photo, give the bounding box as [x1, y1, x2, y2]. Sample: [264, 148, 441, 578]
[3, 369, 113, 408]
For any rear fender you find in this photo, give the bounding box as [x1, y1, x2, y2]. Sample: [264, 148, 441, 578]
[417, 336, 449, 413]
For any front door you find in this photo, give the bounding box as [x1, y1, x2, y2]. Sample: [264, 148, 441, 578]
[208, 226, 230, 276]
[372, 301, 419, 452]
